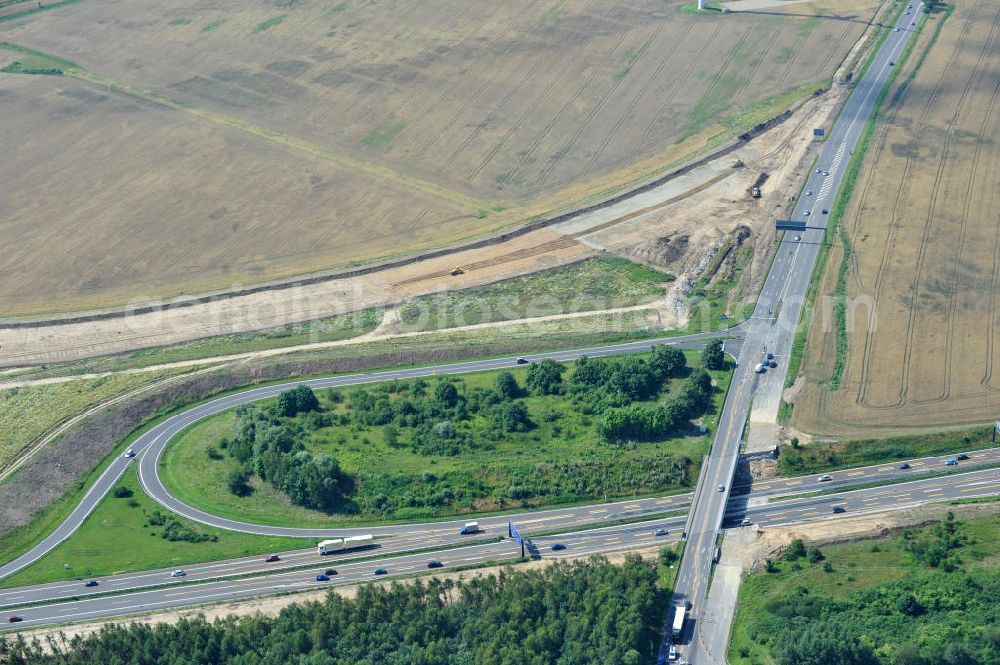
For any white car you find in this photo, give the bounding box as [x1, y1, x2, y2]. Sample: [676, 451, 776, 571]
[124, 448, 135, 458]
[717, 484, 726, 492]
[818, 474, 832, 482]
[895, 27, 900, 32]
[805, 190, 812, 196]
[804, 210, 811, 216]
[814, 168, 821, 173]
[822, 171, 829, 176]
[170, 570, 186, 577]
[740, 518, 753, 527]
[794, 235, 801, 241]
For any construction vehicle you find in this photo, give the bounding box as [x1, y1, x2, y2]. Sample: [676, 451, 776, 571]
[450, 266, 465, 276]
[750, 186, 761, 198]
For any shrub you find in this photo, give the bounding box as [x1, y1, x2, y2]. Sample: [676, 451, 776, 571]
[112, 486, 133, 499]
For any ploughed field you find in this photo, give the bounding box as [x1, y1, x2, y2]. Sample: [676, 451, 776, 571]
[794, 0, 1000, 433]
[0, 0, 874, 315]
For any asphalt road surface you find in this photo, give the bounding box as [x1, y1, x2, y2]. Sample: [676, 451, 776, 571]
[0, 331, 732, 583]
[3, 466, 997, 632]
[669, 8, 922, 665]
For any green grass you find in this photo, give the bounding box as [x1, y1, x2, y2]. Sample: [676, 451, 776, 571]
[362, 121, 407, 149]
[122, 308, 380, 368]
[161, 352, 733, 527]
[728, 513, 1000, 665]
[167, 17, 191, 26]
[0, 469, 307, 588]
[0, 371, 187, 472]
[398, 257, 674, 331]
[252, 14, 287, 32]
[777, 425, 996, 476]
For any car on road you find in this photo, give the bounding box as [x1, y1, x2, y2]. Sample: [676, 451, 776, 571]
[668, 645, 679, 661]
[945, 458, 958, 466]
[124, 448, 135, 458]
[822, 209, 829, 214]
[740, 518, 753, 527]
[551, 543, 566, 551]
[84, 580, 98, 587]
[653, 528, 668, 537]
[899, 463, 911, 470]
[170, 570, 186, 577]
[315, 574, 330, 582]
[754, 363, 767, 373]
[374, 567, 388, 575]
[768, 360, 777, 368]
[8, 616, 23, 623]
[805, 190, 812, 196]
[804, 210, 811, 216]
[265, 554, 280, 563]
[815, 168, 821, 173]
[427, 560, 444, 568]
[957, 454, 970, 460]
[766, 352, 774, 359]
[822, 171, 829, 176]
[895, 27, 900, 32]
[818, 474, 832, 482]
[832, 506, 846, 514]
[717, 484, 726, 492]
[890, 61, 895, 66]
[516, 357, 528, 364]
[794, 235, 801, 242]
[324, 568, 337, 576]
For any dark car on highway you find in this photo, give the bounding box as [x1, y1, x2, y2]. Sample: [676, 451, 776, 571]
[957, 454, 970, 461]
[8, 616, 23, 623]
[899, 463, 910, 470]
[265, 554, 280, 563]
[374, 567, 388, 575]
[832, 506, 846, 514]
[324, 569, 337, 576]
[427, 560, 444, 569]
[551, 543, 566, 551]
[315, 574, 330, 582]
[84, 580, 98, 587]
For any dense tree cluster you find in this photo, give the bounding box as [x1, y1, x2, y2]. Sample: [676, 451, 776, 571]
[0, 556, 666, 665]
[700, 338, 726, 370]
[224, 390, 351, 512]
[748, 518, 1000, 665]
[596, 369, 713, 442]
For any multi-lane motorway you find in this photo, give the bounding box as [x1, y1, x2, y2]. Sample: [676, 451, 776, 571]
[3, 464, 997, 631]
[669, 7, 923, 664]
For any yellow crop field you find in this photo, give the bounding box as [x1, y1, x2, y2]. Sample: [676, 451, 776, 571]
[0, 0, 875, 315]
[793, 0, 1000, 434]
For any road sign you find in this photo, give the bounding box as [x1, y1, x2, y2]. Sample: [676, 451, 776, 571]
[509, 520, 525, 557]
[814, 128, 825, 137]
[776, 219, 808, 231]
[994, 421, 1000, 441]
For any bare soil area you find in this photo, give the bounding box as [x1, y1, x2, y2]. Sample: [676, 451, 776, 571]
[792, 1, 1000, 434]
[0, 0, 876, 315]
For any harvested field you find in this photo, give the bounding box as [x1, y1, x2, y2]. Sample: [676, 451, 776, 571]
[792, 0, 1000, 433]
[0, 0, 876, 315]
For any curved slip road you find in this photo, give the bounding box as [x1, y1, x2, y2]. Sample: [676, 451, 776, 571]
[0, 329, 738, 582]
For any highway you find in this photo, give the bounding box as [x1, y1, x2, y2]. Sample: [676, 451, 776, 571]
[2, 466, 997, 631]
[668, 7, 923, 665]
[0, 332, 734, 583]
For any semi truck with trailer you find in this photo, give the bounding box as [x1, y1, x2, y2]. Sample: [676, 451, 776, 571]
[671, 604, 687, 640]
[317, 535, 374, 555]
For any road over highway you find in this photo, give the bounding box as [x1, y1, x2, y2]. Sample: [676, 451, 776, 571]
[0, 331, 735, 582]
[3, 465, 997, 632]
[669, 7, 922, 665]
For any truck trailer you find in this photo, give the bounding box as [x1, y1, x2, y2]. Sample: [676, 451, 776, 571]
[317, 534, 375, 555]
[671, 605, 686, 640]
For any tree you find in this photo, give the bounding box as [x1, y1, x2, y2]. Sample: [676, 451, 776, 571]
[276, 385, 319, 417]
[896, 593, 923, 617]
[525, 359, 565, 395]
[492, 402, 530, 433]
[701, 338, 726, 370]
[227, 468, 252, 497]
[774, 624, 878, 665]
[807, 547, 825, 564]
[494, 371, 520, 400]
[891, 643, 925, 665]
[649, 344, 686, 379]
[943, 644, 978, 665]
[434, 381, 459, 408]
[784, 538, 806, 560]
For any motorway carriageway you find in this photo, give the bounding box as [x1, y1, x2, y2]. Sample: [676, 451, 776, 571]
[1, 462, 997, 629]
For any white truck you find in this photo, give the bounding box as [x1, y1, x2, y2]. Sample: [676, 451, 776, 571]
[671, 604, 686, 640]
[460, 521, 479, 535]
[317, 534, 374, 555]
